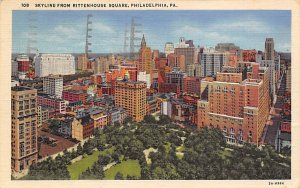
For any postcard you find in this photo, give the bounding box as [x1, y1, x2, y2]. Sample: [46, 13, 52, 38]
[0, 0, 299, 187]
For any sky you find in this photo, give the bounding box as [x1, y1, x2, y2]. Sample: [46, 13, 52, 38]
[12, 10, 291, 54]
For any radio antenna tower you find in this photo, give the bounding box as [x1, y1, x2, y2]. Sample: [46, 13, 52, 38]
[123, 24, 129, 57]
[27, 12, 38, 55]
[85, 14, 93, 58]
[129, 17, 142, 59]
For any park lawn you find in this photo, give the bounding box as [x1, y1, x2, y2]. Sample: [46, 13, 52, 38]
[104, 159, 141, 180]
[68, 147, 114, 180]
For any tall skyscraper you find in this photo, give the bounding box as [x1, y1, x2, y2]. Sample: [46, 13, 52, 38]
[174, 37, 198, 68]
[264, 38, 275, 60]
[34, 54, 75, 77]
[115, 79, 146, 122]
[138, 35, 153, 77]
[42, 75, 63, 99]
[11, 87, 38, 172]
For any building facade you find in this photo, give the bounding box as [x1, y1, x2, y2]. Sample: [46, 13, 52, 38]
[42, 75, 63, 99]
[164, 42, 174, 57]
[37, 93, 66, 115]
[72, 116, 94, 141]
[200, 48, 226, 77]
[115, 79, 146, 122]
[265, 38, 275, 60]
[34, 54, 75, 77]
[174, 37, 198, 68]
[17, 54, 30, 73]
[197, 63, 270, 145]
[11, 87, 38, 172]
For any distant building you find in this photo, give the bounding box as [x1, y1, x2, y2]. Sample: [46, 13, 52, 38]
[167, 53, 185, 72]
[183, 77, 201, 96]
[11, 87, 38, 172]
[34, 54, 75, 77]
[215, 43, 240, 52]
[42, 75, 63, 99]
[286, 64, 291, 92]
[115, 79, 146, 122]
[158, 82, 180, 96]
[242, 50, 257, 62]
[174, 37, 198, 68]
[77, 54, 89, 71]
[164, 42, 174, 57]
[186, 64, 201, 77]
[165, 70, 186, 93]
[95, 56, 109, 74]
[138, 35, 153, 78]
[137, 71, 151, 88]
[200, 48, 226, 77]
[265, 38, 275, 60]
[17, 54, 30, 72]
[11, 60, 18, 77]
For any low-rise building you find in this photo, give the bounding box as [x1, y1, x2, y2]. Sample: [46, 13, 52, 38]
[72, 116, 94, 142]
[62, 90, 88, 104]
[37, 93, 66, 116]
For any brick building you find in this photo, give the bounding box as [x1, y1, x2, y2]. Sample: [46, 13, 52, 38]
[115, 79, 146, 122]
[197, 63, 270, 145]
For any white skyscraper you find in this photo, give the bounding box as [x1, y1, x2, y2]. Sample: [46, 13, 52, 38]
[34, 54, 75, 77]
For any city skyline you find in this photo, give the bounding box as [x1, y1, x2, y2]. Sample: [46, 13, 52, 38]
[13, 10, 291, 54]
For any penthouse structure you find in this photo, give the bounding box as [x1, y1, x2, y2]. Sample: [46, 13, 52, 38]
[197, 63, 270, 145]
[115, 78, 146, 122]
[11, 87, 38, 172]
[34, 54, 75, 77]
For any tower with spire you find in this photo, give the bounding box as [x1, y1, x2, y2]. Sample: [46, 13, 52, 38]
[141, 34, 146, 49]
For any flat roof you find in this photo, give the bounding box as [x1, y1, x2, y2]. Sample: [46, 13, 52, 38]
[11, 86, 34, 92]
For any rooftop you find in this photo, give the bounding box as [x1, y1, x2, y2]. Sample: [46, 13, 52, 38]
[11, 86, 34, 92]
